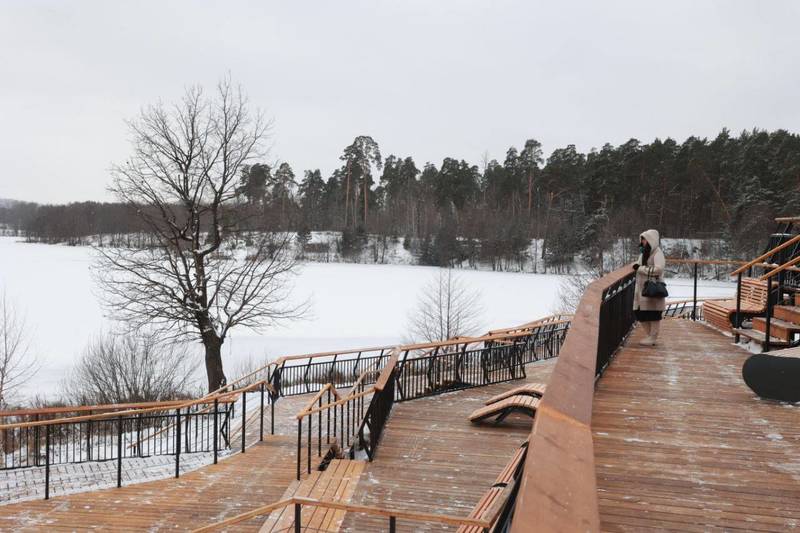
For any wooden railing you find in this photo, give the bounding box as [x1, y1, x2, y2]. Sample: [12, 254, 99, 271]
[0, 380, 273, 499]
[511, 266, 636, 532]
[192, 495, 499, 533]
[294, 371, 377, 480]
[731, 233, 800, 276]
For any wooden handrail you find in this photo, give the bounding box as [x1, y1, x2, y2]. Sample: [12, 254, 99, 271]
[488, 315, 572, 335]
[1, 323, 566, 431]
[759, 254, 800, 280]
[397, 329, 547, 352]
[666, 258, 747, 266]
[300, 388, 375, 419]
[347, 368, 376, 397]
[296, 383, 343, 419]
[775, 215, 800, 223]
[0, 399, 208, 419]
[730, 233, 800, 276]
[0, 380, 271, 431]
[511, 265, 635, 532]
[191, 495, 492, 533]
[374, 349, 400, 391]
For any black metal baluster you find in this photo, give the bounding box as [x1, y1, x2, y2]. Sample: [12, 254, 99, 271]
[116, 415, 123, 488]
[213, 398, 219, 465]
[44, 425, 50, 500]
[260, 383, 265, 442]
[296, 418, 301, 480]
[175, 408, 181, 478]
[241, 391, 247, 454]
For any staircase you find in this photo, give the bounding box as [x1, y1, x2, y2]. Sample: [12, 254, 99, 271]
[725, 221, 800, 352]
[736, 279, 800, 350]
[259, 459, 365, 533]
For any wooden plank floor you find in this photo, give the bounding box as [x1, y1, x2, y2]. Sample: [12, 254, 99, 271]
[340, 359, 557, 532]
[593, 320, 800, 532]
[0, 391, 323, 532]
[0, 435, 298, 532]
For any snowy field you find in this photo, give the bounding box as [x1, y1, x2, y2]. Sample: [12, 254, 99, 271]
[0, 236, 736, 402]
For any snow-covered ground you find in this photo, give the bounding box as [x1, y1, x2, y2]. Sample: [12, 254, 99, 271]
[0, 236, 735, 402]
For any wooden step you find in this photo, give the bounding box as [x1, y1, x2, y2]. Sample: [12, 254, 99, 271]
[733, 328, 793, 348]
[772, 305, 800, 325]
[752, 317, 800, 341]
[260, 459, 365, 533]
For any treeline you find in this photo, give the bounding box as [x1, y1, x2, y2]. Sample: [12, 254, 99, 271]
[2, 128, 798, 271]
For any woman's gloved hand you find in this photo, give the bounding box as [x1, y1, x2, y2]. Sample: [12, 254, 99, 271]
[632, 263, 640, 271]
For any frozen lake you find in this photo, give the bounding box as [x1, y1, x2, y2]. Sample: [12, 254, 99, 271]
[0, 237, 736, 402]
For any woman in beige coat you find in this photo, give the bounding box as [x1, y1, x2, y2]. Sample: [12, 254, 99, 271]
[633, 229, 666, 345]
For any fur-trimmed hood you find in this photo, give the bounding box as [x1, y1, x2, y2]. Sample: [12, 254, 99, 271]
[640, 229, 660, 251]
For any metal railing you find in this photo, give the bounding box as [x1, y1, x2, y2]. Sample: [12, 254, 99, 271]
[350, 362, 396, 463]
[0, 381, 272, 499]
[596, 271, 636, 377]
[291, 321, 570, 481]
[271, 348, 392, 398]
[294, 378, 372, 480]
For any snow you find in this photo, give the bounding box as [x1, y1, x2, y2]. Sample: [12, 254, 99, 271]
[0, 236, 735, 402]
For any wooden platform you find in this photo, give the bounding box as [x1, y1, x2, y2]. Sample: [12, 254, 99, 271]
[340, 359, 557, 532]
[0, 435, 298, 532]
[593, 320, 800, 532]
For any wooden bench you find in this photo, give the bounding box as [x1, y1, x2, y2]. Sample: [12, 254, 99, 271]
[704, 278, 769, 333]
[484, 383, 547, 405]
[259, 459, 365, 533]
[456, 442, 529, 533]
[469, 395, 539, 424]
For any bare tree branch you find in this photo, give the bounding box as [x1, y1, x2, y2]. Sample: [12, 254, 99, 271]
[0, 290, 39, 408]
[405, 269, 483, 344]
[94, 78, 301, 391]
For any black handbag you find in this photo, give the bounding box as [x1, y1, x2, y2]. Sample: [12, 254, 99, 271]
[642, 270, 668, 298]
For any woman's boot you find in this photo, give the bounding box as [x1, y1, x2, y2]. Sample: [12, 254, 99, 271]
[638, 321, 652, 345]
[649, 320, 661, 345]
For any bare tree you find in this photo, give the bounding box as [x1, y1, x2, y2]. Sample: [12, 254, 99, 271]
[405, 269, 483, 344]
[95, 78, 305, 392]
[0, 290, 38, 408]
[62, 331, 197, 405]
[554, 267, 601, 314]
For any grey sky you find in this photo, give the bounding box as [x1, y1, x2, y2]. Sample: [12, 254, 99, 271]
[1, 0, 798, 203]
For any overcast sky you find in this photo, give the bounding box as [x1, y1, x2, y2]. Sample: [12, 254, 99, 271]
[1, 1, 798, 203]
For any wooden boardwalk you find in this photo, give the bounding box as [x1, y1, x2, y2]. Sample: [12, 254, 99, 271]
[340, 359, 556, 532]
[593, 319, 800, 532]
[0, 435, 297, 532]
[0, 366, 556, 532]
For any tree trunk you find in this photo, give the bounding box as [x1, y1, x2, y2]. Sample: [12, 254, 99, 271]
[344, 161, 351, 226]
[203, 334, 227, 393]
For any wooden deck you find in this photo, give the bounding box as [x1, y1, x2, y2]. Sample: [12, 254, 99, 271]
[0, 365, 556, 532]
[340, 359, 557, 532]
[0, 392, 322, 532]
[593, 319, 800, 532]
[0, 435, 297, 531]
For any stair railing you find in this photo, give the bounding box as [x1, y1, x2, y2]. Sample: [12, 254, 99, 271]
[730, 233, 800, 277]
[756, 251, 800, 351]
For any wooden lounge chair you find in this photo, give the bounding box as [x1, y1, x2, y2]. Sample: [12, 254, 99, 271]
[457, 442, 528, 532]
[484, 382, 547, 405]
[704, 278, 769, 333]
[469, 395, 539, 424]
